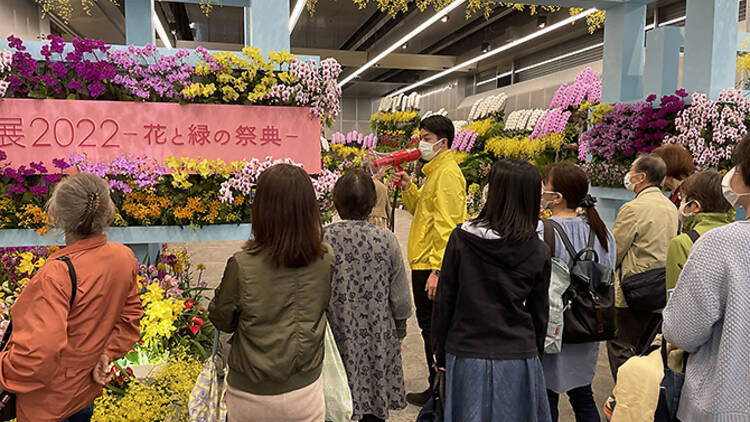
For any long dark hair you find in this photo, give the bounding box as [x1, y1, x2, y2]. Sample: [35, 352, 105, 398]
[474, 159, 540, 242]
[543, 162, 610, 252]
[245, 164, 325, 268]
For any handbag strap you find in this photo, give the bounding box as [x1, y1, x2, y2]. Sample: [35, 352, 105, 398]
[56, 256, 78, 308]
[211, 330, 221, 357]
[1, 256, 77, 353]
[547, 219, 577, 258]
[686, 229, 700, 244]
[541, 219, 556, 257]
[548, 220, 599, 262]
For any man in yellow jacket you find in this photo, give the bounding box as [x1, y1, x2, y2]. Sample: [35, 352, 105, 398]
[393, 115, 467, 406]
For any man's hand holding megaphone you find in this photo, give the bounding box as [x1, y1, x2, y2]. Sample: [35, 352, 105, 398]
[392, 170, 412, 191]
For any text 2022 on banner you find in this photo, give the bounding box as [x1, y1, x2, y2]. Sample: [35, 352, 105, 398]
[0, 98, 322, 172]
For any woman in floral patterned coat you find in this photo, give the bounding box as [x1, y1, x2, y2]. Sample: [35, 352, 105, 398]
[325, 169, 413, 422]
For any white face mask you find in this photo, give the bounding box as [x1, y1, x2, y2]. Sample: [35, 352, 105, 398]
[540, 190, 560, 210]
[419, 139, 443, 161]
[721, 167, 750, 208]
[624, 172, 644, 193]
[678, 200, 697, 223]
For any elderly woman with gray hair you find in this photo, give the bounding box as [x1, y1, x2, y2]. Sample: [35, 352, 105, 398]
[0, 173, 142, 422]
[324, 169, 412, 422]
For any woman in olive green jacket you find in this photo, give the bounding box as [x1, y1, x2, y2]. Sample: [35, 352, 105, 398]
[209, 164, 333, 422]
[666, 170, 734, 291]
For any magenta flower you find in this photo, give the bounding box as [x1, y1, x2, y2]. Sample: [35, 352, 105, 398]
[52, 158, 70, 170]
[6, 35, 25, 51]
[29, 162, 47, 173]
[43, 174, 63, 184]
[7, 184, 26, 196]
[29, 185, 48, 196]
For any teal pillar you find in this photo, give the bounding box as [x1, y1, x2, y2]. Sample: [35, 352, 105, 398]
[683, 0, 740, 99]
[249, 0, 291, 54]
[125, 0, 153, 46]
[644, 27, 684, 97]
[602, 2, 647, 103]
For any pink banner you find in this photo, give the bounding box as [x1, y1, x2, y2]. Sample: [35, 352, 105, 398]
[0, 98, 321, 172]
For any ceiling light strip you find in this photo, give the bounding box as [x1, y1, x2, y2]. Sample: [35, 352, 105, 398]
[390, 8, 597, 97]
[659, 16, 686, 27]
[476, 71, 512, 87]
[476, 42, 603, 87]
[339, 0, 467, 87]
[515, 42, 604, 73]
[289, 0, 307, 33]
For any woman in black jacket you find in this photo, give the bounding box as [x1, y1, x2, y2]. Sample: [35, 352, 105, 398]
[432, 159, 552, 422]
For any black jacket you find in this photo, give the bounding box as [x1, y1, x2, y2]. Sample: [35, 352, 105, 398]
[432, 225, 551, 367]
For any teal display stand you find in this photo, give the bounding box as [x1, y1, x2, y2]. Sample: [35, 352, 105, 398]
[0, 224, 252, 263]
[589, 187, 746, 229]
[589, 187, 634, 229]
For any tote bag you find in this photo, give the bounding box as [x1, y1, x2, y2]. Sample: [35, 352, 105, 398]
[188, 331, 227, 422]
[322, 323, 353, 422]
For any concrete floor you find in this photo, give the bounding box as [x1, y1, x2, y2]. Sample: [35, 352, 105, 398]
[174, 209, 614, 422]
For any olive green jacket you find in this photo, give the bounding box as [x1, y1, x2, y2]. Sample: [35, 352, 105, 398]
[666, 212, 734, 291]
[613, 187, 679, 308]
[209, 246, 334, 395]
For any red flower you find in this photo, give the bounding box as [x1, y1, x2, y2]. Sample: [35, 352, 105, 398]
[198, 307, 205, 313]
[188, 316, 204, 335]
[184, 298, 195, 310]
[117, 374, 126, 384]
[125, 367, 134, 377]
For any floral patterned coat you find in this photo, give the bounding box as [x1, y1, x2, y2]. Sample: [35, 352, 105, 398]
[324, 220, 412, 420]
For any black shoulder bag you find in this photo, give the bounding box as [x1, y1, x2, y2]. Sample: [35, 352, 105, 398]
[548, 221, 616, 344]
[618, 232, 697, 313]
[0, 256, 77, 422]
[618, 229, 696, 312]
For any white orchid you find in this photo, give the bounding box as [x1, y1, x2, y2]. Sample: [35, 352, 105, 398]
[505, 110, 520, 130]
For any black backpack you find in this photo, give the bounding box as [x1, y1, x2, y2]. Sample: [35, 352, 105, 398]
[548, 220, 616, 343]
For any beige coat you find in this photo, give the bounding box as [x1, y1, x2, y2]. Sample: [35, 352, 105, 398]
[368, 178, 391, 230]
[612, 187, 679, 308]
[611, 339, 686, 422]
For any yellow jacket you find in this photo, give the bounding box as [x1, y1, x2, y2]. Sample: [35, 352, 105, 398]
[402, 151, 467, 270]
[612, 187, 679, 308]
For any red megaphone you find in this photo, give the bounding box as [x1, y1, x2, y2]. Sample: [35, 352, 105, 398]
[372, 148, 421, 171]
